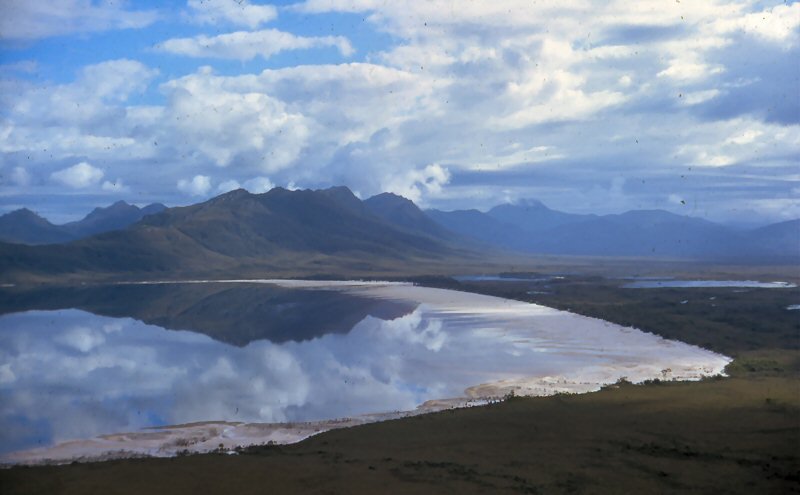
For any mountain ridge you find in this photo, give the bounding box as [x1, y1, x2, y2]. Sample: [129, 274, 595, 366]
[0, 189, 796, 283]
[0, 187, 474, 281]
[0, 201, 167, 245]
[428, 202, 799, 261]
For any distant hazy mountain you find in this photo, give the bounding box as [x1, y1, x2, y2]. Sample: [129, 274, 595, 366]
[746, 219, 800, 258]
[487, 199, 594, 233]
[2, 190, 796, 282]
[0, 187, 467, 279]
[61, 200, 166, 238]
[428, 202, 799, 261]
[0, 201, 166, 245]
[426, 209, 521, 249]
[0, 209, 73, 245]
[364, 192, 453, 238]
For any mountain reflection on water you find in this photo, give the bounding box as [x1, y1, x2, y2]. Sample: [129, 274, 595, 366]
[0, 283, 417, 345]
[0, 281, 730, 458]
[0, 282, 423, 455]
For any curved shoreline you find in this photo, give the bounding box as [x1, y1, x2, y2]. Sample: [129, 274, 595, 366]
[1, 280, 731, 465]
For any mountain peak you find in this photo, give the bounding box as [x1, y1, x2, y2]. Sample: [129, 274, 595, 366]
[502, 198, 550, 210]
[0, 208, 69, 245]
[141, 203, 167, 216]
[523, 198, 549, 208]
[5, 208, 42, 220]
[367, 192, 413, 205]
[364, 192, 450, 238]
[317, 186, 363, 212]
[214, 188, 252, 201]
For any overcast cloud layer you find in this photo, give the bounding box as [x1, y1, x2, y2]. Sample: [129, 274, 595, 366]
[0, 0, 798, 224]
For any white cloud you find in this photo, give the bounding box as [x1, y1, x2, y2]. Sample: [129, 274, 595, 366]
[0, 0, 157, 41]
[217, 179, 242, 194]
[680, 89, 721, 106]
[383, 164, 450, 205]
[243, 177, 275, 193]
[658, 59, 724, 81]
[712, 3, 800, 45]
[162, 67, 312, 169]
[3, 59, 158, 143]
[2, 1, 799, 222]
[158, 29, 354, 61]
[186, 0, 278, 29]
[178, 175, 212, 196]
[10, 167, 31, 186]
[57, 326, 105, 353]
[726, 129, 763, 145]
[51, 162, 104, 188]
[674, 118, 800, 169]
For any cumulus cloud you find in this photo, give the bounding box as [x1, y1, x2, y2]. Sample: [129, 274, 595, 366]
[2, 1, 799, 223]
[383, 164, 450, 205]
[711, 3, 800, 45]
[0, 0, 157, 40]
[186, 0, 278, 29]
[163, 67, 312, 169]
[50, 162, 104, 188]
[216, 179, 242, 194]
[177, 175, 212, 196]
[1, 59, 159, 159]
[243, 176, 275, 193]
[158, 29, 354, 61]
[217, 177, 275, 194]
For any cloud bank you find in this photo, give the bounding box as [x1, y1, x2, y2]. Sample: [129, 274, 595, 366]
[0, 0, 797, 224]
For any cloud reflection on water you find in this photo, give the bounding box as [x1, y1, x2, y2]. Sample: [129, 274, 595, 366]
[0, 282, 731, 457]
[0, 307, 451, 453]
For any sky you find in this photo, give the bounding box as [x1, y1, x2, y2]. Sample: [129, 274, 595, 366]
[0, 0, 798, 225]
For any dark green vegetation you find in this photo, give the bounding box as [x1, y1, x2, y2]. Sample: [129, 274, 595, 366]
[2, 271, 798, 494]
[0, 201, 165, 245]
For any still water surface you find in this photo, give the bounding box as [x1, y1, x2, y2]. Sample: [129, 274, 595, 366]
[0, 281, 729, 457]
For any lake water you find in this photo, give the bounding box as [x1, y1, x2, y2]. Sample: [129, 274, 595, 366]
[454, 275, 562, 282]
[622, 280, 797, 289]
[0, 280, 730, 463]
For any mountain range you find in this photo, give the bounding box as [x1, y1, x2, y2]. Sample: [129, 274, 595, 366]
[428, 200, 799, 260]
[0, 187, 797, 281]
[0, 187, 474, 280]
[0, 200, 166, 245]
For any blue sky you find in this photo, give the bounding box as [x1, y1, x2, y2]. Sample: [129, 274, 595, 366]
[0, 0, 798, 225]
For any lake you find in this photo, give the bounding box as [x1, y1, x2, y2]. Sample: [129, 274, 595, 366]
[0, 280, 730, 463]
[622, 280, 797, 289]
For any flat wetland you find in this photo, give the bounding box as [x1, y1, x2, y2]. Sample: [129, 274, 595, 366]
[2, 263, 799, 494]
